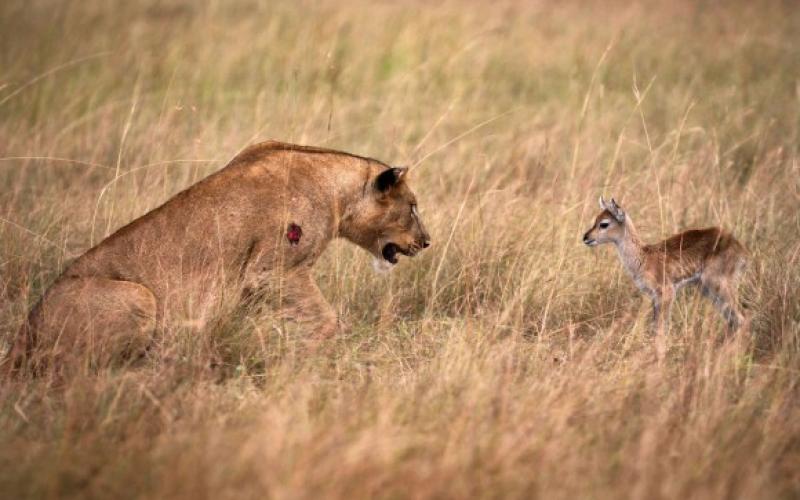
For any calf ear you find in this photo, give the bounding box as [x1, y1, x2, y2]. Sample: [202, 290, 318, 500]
[609, 198, 625, 222]
[375, 167, 407, 193]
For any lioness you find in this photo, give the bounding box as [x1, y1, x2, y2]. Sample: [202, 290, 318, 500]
[7, 141, 430, 373]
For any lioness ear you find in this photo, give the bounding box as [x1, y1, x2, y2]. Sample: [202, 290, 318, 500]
[374, 167, 407, 193]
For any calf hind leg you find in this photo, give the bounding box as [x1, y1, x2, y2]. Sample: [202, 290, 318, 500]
[700, 275, 744, 332]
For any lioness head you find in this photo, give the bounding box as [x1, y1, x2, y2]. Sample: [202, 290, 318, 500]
[342, 166, 431, 267]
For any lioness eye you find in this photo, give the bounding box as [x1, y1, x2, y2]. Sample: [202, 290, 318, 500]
[599, 221, 609, 229]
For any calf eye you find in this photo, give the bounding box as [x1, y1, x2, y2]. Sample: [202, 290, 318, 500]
[599, 222, 609, 229]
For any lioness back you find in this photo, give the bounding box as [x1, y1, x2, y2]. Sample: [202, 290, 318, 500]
[66, 141, 385, 292]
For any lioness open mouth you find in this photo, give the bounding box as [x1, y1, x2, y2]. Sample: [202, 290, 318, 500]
[382, 243, 400, 264]
[381, 243, 418, 264]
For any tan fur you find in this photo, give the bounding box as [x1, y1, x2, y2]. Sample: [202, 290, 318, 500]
[583, 197, 747, 333]
[7, 141, 431, 375]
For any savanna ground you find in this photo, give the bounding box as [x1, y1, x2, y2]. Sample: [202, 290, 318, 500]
[1, 0, 799, 498]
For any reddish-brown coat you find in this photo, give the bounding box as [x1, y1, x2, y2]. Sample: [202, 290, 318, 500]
[584, 198, 747, 333]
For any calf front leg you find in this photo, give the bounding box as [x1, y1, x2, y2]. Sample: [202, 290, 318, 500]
[650, 288, 674, 335]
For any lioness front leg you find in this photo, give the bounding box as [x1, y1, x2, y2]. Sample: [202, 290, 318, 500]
[279, 268, 340, 340]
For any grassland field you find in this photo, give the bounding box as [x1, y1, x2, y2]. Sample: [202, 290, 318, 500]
[1, 0, 799, 498]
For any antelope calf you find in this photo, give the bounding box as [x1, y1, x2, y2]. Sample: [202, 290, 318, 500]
[583, 197, 748, 333]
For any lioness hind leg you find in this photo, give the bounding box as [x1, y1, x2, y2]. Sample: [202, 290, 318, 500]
[17, 277, 157, 375]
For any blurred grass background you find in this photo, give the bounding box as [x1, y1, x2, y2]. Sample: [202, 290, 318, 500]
[1, 0, 799, 498]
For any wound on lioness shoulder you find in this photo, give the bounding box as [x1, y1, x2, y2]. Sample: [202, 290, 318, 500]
[286, 223, 302, 245]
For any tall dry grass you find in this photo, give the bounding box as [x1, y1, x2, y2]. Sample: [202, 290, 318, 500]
[1, 0, 799, 498]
